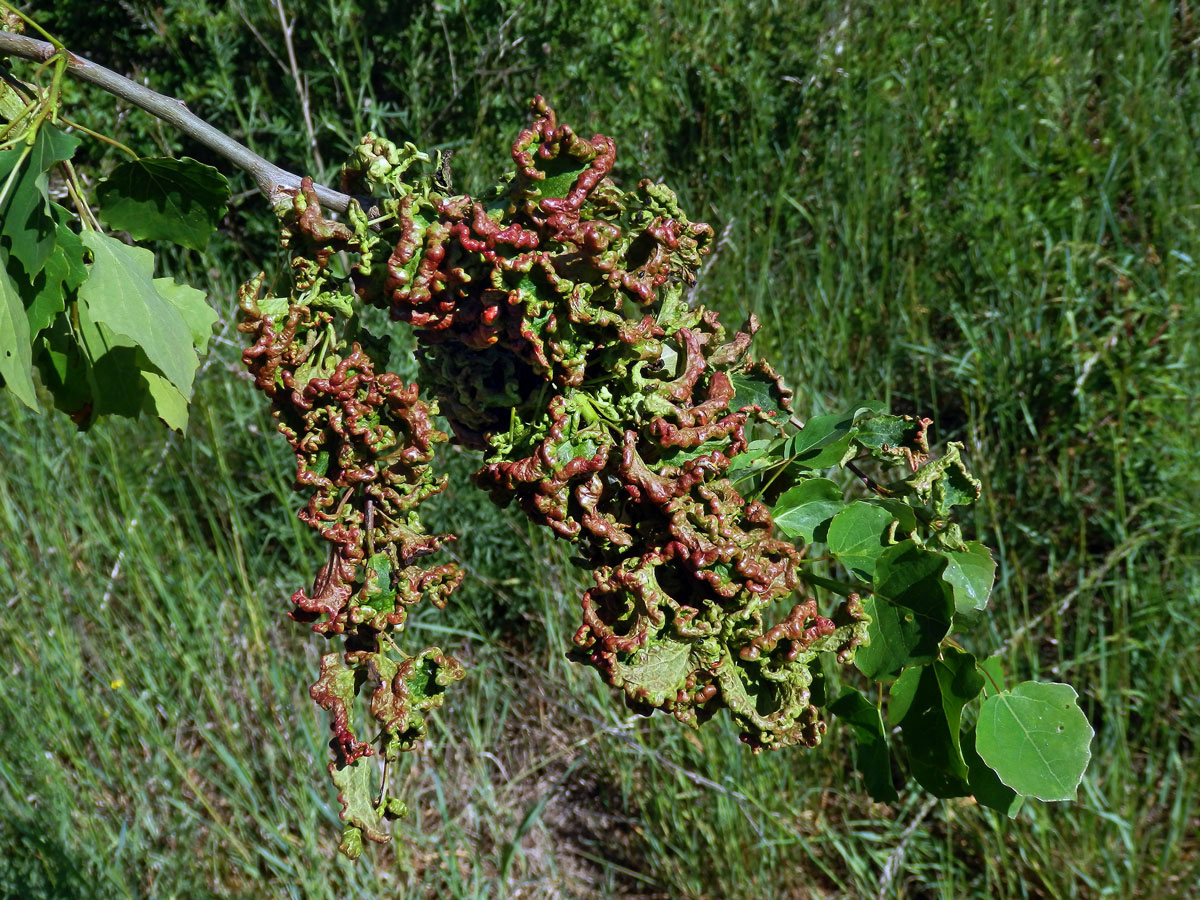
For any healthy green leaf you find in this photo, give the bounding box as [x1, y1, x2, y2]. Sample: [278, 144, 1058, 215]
[962, 727, 1023, 817]
[21, 243, 69, 338]
[96, 157, 231, 251]
[772, 478, 842, 542]
[0, 257, 38, 409]
[889, 661, 973, 797]
[856, 541, 953, 678]
[75, 300, 151, 420]
[152, 277, 218, 353]
[0, 126, 79, 278]
[826, 502, 895, 579]
[829, 688, 899, 802]
[78, 232, 198, 397]
[142, 370, 190, 432]
[33, 318, 92, 420]
[975, 681, 1093, 801]
[869, 497, 919, 537]
[786, 411, 856, 467]
[872, 540, 953, 655]
[941, 541, 997, 614]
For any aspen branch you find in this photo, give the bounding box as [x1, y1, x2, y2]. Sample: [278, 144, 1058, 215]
[0, 30, 353, 211]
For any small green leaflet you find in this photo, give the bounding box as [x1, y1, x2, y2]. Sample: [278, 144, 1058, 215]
[21, 237, 71, 338]
[786, 410, 855, 467]
[940, 541, 996, 614]
[975, 681, 1093, 801]
[826, 502, 895, 579]
[730, 372, 789, 418]
[96, 157, 231, 251]
[0, 125, 80, 279]
[33, 318, 91, 418]
[829, 688, 898, 802]
[79, 232, 203, 398]
[772, 477, 843, 542]
[0, 257, 38, 410]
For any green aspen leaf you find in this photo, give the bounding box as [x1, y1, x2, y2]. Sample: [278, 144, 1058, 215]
[829, 688, 899, 802]
[152, 277, 218, 353]
[852, 414, 919, 451]
[975, 681, 1093, 801]
[96, 157, 231, 251]
[869, 497, 920, 537]
[0, 125, 79, 277]
[941, 541, 997, 614]
[851, 413, 930, 465]
[962, 727, 1023, 817]
[19, 223, 87, 340]
[75, 300, 149, 419]
[787, 410, 855, 462]
[55, 223, 89, 292]
[142, 370, 189, 432]
[730, 372, 789, 418]
[857, 542, 953, 678]
[772, 478, 843, 542]
[329, 757, 388, 847]
[0, 257, 38, 409]
[855, 594, 914, 679]
[33, 318, 92, 420]
[872, 540, 953, 656]
[888, 648, 981, 798]
[21, 244, 68, 338]
[79, 232, 198, 396]
[827, 502, 895, 580]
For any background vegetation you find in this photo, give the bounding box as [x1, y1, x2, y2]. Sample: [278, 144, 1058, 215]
[1, 0, 1197, 897]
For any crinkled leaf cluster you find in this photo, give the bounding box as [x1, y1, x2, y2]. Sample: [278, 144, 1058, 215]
[342, 97, 869, 753]
[239, 98, 1092, 856]
[239, 181, 463, 857]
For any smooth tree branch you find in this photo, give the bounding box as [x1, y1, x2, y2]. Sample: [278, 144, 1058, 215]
[0, 30, 353, 211]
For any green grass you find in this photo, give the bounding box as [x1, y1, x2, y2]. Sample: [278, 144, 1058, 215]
[2, 0, 1198, 897]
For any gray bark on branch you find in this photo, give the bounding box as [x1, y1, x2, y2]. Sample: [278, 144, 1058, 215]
[0, 30, 353, 212]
